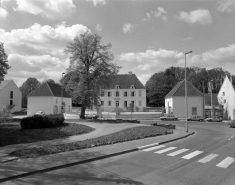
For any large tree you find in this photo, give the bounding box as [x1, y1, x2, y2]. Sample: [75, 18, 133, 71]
[0, 42, 10, 80]
[19, 78, 41, 108]
[64, 31, 120, 119]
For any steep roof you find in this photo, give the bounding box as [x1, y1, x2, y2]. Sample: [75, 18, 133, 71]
[0, 80, 12, 90]
[103, 74, 145, 89]
[28, 82, 71, 98]
[165, 80, 203, 98]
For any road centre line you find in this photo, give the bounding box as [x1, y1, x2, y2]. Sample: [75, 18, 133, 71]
[182, 151, 203, 159]
[154, 147, 177, 154]
[142, 145, 165, 152]
[167, 149, 189, 156]
[137, 142, 159, 149]
[198, 154, 219, 163]
[216, 157, 235, 168]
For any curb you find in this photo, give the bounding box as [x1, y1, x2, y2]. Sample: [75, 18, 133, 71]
[0, 131, 194, 183]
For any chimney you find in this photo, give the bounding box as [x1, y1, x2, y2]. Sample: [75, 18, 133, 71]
[128, 71, 132, 75]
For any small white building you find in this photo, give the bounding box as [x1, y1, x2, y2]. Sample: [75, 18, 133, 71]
[100, 72, 146, 112]
[27, 82, 72, 116]
[0, 80, 22, 112]
[165, 80, 204, 118]
[217, 75, 235, 120]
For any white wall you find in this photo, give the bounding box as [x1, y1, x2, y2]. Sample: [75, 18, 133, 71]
[165, 98, 173, 114]
[53, 97, 72, 114]
[27, 97, 54, 116]
[218, 76, 235, 120]
[100, 89, 146, 112]
[173, 96, 203, 118]
[0, 81, 22, 112]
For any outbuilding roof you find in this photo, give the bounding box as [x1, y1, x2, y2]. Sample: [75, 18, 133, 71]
[165, 80, 203, 98]
[28, 82, 71, 98]
[103, 74, 145, 89]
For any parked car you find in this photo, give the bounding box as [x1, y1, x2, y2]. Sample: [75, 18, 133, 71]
[229, 121, 235, 128]
[205, 116, 222, 122]
[85, 113, 98, 120]
[187, 115, 204, 121]
[160, 114, 178, 121]
[34, 111, 46, 116]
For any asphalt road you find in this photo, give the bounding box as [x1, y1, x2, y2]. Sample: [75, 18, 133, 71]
[2, 120, 235, 185]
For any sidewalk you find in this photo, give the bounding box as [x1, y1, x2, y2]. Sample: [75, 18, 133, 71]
[0, 121, 194, 183]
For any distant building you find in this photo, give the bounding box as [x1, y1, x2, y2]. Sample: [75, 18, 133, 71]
[204, 93, 223, 118]
[217, 75, 235, 120]
[27, 82, 72, 116]
[100, 72, 146, 112]
[165, 80, 204, 118]
[0, 80, 22, 112]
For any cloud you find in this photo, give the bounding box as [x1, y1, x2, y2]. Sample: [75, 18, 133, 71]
[176, 9, 212, 24]
[0, 7, 8, 19]
[144, 7, 168, 22]
[217, 0, 235, 16]
[122, 23, 134, 33]
[87, 0, 106, 6]
[13, 0, 76, 20]
[96, 24, 103, 32]
[0, 23, 89, 56]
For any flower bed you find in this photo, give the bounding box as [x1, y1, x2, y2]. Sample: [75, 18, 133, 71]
[9, 126, 173, 158]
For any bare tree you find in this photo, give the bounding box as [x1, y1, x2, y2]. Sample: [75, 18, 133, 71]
[65, 32, 120, 119]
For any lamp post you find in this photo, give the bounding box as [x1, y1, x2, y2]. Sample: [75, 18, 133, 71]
[61, 72, 65, 114]
[210, 80, 213, 117]
[185, 51, 192, 133]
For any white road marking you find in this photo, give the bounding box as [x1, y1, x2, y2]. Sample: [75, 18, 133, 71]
[216, 157, 235, 168]
[167, 148, 189, 156]
[182, 151, 203, 159]
[198, 154, 219, 163]
[154, 147, 177, 154]
[138, 143, 159, 149]
[142, 145, 165, 152]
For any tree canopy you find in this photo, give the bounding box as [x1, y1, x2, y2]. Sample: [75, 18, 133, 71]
[146, 66, 232, 107]
[0, 42, 10, 80]
[64, 31, 121, 119]
[19, 78, 41, 108]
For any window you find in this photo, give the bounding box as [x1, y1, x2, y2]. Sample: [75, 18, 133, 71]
[131, 91, 135, 97]
[223, 92, 225, 96]
[124, 92, 128, 97]
[108, 101, 111, 106]
[224, 99, 226, 104]
[10, 100, 13, 106]
[131, 85, 135, 89]
[108, 92, 111, 97]
[124, 101, 127, 107]
[192, 107, 197, 115]
[138, 91, 142, 96]
[116, 101, 119, 107]
[10, 91, 13, 99]
[139, 101, 142, 106]
[116, 85, 120, 89]
[116, 91, 119, 97]
[101, 101, 104, 106]
[101, 91, 105, 97]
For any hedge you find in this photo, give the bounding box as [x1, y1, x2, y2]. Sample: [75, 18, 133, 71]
[20, 114, 65, 129]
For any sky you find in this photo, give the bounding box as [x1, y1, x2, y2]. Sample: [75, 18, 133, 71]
[0, 0, 235, 87]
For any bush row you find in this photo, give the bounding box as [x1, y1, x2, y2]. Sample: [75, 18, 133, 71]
[20, 114, 65, 129]
[89, 118, 140, 124]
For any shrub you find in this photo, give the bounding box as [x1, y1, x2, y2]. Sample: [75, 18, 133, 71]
[21, 114, 65, 129]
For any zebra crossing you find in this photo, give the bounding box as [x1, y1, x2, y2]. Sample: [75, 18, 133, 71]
[140, 144, 234, 169]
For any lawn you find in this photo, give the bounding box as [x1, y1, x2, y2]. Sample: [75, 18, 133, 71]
[0, 122, 94, 147]
[9, 126, 173, 158]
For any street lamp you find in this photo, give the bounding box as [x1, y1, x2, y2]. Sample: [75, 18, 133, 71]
[210, 80, 213, 117]
[185, 51, 192, 133]
[61, 72, 65, 114]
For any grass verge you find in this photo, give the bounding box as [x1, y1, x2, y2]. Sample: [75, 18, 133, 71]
[0, 123, 94, 147]
[9, 126, 173, 158]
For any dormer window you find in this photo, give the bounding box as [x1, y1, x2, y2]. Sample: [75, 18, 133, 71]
[131, 85, 135, 89]
[116, 85, 120, 89]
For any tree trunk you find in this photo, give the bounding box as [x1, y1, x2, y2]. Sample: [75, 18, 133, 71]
[80, 105, 86, 119]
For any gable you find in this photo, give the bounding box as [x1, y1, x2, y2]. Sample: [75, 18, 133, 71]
[165, 80, 203, 99]
[103, 74, 145, 89]
[218, 75, 235, 96]
[47, 82, 71, 98]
